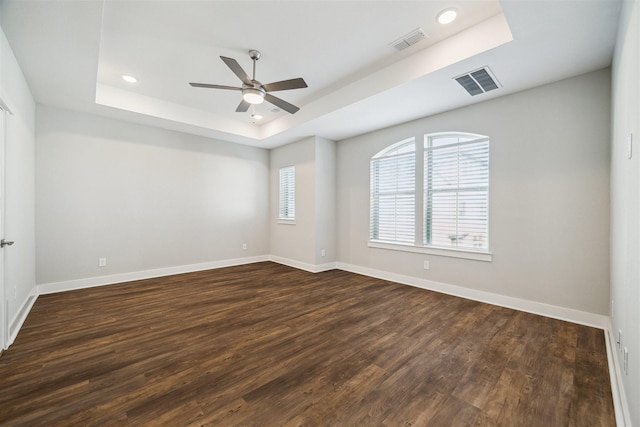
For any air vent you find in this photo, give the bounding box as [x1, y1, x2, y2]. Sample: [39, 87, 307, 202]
[389, 28, 427, 51]
[454, 67, 500, 96]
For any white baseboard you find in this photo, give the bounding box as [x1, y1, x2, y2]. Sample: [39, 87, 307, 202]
[335, 262, 608, 329]
[605, 319, 632, 427]
[269, 255, 337, 273]
[37, 255, 269, 295]
[35, 257, 607, 329]
[8, 287, 38, 347]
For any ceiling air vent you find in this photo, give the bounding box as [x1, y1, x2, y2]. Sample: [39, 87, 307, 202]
[454, 67, 500, 96]
[389, 28, 427, 51]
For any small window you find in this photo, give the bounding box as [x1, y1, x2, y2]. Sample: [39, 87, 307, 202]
[370, 138, 416, 244]
[425, 133, 489, 251]
[279, 166, 296, 221]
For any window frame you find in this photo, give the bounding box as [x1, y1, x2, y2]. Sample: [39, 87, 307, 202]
[369, 138, 416, 244]
[278, 166, 296, 224]
[368, 132, 492, 262]
[424, 133, 490, 252]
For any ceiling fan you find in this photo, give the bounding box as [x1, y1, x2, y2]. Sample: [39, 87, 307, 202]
[189, 50, 308, 115]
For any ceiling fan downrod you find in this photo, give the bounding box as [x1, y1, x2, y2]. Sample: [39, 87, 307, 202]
[249, 49, 261, 81]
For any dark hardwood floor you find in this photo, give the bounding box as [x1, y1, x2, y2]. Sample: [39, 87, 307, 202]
[0, 262, 615, 426]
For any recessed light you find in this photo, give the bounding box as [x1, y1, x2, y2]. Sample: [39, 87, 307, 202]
[251, 114, 263, 121]
[437, 8, 458, 25]
[122, 75, 137, 83]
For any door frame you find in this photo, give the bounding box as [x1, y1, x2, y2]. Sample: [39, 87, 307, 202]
[0, 99, 11, 352]
[0, 104, 7, 351]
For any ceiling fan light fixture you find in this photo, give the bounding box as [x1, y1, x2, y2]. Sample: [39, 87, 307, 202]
[189, 51, 306, 114]
[242, 87, 265, 104]
[437, 8, 458, 25]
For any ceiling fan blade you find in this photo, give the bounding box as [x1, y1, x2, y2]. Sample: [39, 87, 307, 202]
[263, 78, 308, 92]
[236, 99, 251, 112]
[220, 56, 252, 85]
[265, 93, 300, 114]
[189, 83, 241, 90]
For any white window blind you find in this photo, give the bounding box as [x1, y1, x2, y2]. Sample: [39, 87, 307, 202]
[424, 134, 489, 251]
[279, 166, 295, 220]
[370, 139, 415, 244]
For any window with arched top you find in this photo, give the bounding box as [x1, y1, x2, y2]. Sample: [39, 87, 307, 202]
[370, 132, 490, 259]
[424, 132, 489, 251]
[370, 138, 416, 243]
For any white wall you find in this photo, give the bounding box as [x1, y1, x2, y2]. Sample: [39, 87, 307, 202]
[610, 0, 640, 424]
[35, 105, 269, 285]
[337, 69, 611, 316]
[0, 25, 36, 334]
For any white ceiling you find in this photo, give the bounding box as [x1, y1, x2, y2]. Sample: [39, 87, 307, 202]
[0, 0, 621, 149]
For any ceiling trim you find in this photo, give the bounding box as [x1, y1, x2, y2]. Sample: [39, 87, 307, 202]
[94, 13, 513, 145]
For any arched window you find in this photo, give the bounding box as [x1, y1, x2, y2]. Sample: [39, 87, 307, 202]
[424, 133, 489, 251]
[370, 138, 415, 243]
[370, 132, 490, 254]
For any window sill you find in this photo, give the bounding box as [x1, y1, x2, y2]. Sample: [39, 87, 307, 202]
[278, 219, 296, 225]
[368, 240, 492, 262]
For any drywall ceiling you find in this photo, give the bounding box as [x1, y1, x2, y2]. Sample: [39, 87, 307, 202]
[0, 0, 621, 148]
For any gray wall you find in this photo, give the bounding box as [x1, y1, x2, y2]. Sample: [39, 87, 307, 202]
[337, 69, 611, 315]
[35, 105, 269, 285]
[269, 137, 317, 265]
[0, 26, 36, 332]
[269, 136, 337, 268]
[314, 137, 336, 265]
[610, 0, 639, 423]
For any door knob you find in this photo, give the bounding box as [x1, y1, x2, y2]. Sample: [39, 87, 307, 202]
[1, 239, 14, 248]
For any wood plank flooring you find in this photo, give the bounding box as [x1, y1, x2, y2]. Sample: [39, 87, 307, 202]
[0, 262, 615, 426]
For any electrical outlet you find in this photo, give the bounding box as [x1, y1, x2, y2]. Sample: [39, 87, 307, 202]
[423, 260, 430, 270]
[624, 347, 628, 375]
[321, 249, 326, 257]
[242, 243, 247, 251]
[99, 257, 107, 267]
